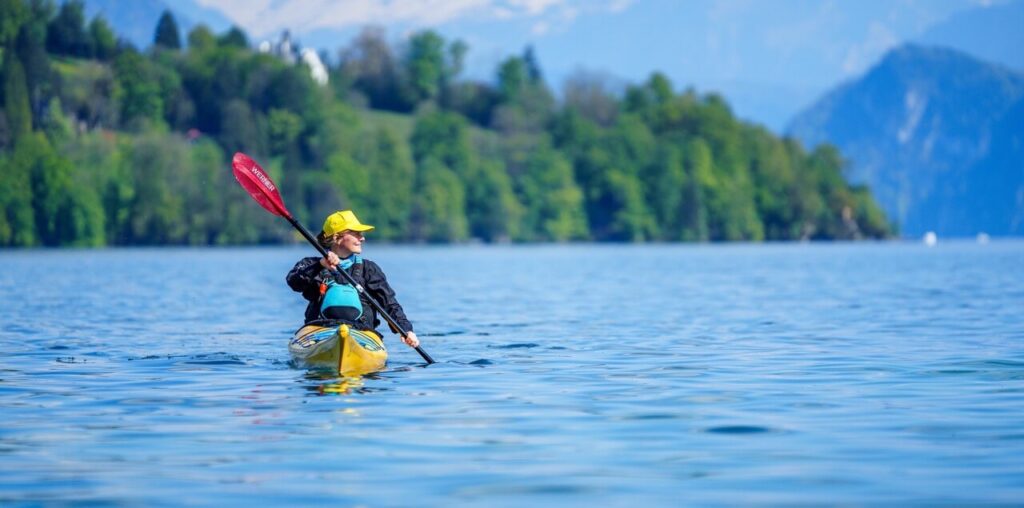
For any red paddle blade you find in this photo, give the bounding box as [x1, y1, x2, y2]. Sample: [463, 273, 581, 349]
[231, 152, 291, 219]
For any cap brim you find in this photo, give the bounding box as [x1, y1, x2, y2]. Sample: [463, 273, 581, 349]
[350, 224, 374, 232]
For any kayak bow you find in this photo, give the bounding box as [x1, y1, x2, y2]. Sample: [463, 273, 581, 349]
[289, 323, 387, 376]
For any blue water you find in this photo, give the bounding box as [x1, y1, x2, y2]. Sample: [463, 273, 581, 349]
[1, 243, 1023, 506]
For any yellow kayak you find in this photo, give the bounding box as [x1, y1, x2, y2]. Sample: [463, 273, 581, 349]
[289, 323, 387, 376]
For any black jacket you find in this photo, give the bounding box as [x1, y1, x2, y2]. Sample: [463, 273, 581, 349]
[286, 256, 413, 333]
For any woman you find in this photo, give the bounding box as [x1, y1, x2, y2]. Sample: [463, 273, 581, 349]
[286, 210, 420, 349]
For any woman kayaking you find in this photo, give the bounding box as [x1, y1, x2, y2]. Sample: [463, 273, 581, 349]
[286, 210, 420, 350]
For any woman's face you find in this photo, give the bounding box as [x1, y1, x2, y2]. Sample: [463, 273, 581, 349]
[333, 230, 364, 255]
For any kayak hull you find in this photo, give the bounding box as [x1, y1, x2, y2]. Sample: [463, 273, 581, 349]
[289, 324, 387, 376]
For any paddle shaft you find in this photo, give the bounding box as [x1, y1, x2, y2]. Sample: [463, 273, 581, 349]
[286, 216, 435, 364]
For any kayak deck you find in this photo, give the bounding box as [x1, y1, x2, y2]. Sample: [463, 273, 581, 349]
[289, 323, 387, 376]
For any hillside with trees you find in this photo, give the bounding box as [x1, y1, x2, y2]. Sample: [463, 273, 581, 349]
[0, 0, 891, 247]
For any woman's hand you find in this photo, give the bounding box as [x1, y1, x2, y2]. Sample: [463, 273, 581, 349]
[402, 331, 420, 348]
[319, 251, 340, 270]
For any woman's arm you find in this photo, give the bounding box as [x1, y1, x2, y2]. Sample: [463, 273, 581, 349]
[286, 257, 322, 295]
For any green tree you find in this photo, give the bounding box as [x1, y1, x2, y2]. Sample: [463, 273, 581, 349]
[62, 181, 106, 246]
[581, 116, 659, 241]
[113, 49, 164, 128]
[14, 0, 53, 127]
[444, 81, 498, 126]
[852, 186, 891, 238]
[125, 134, 188, 244]
[181, 139, 226, 244]
[408, 109, 523, 242]
[325, 151, 370, 214]
[263, 64, 317, 117]
[605, 168, 658, 241]
[217, 26, 248, 48]
[2, 52, 33, 144]
[147, 49, 192, 129]
[88, 15, 117, 60]
[0, 139, 37, 246]
[153, 10, 181, 50]
[41, 97, 73, 145]
[187, 24, 216, 52]
[746, 128, 799, 240]
[0, 0, 28, 47]
[496, 56, 528, 104]
[492, 50, 554, 133]
[410, 110, 471, 173]
[411, 110, 506, 240]
[681, 137, 711, 241]
[697, 141, 763, 241]
[405, 30, 445, 104]
[62, 129, 132, 244]
[46, 0, 90, 57]
[219, 99, 263, 156]
[445, 40, 467, 83]
[516, 146, 586, 241]
[180, 44, 252, 134]
[464, 158, 521, 242]
[359, 127, 414, 240]
[9, 133, 104, 246]
[623, 72, 674, 120]
[410, 158, 467, 242]
[643, 144, 686, 240]
[267, 107, 303, 156]
[522, 46, 543, 84]
[341, 27, 408, 111]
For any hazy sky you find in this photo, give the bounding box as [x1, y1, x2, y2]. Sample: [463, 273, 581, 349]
[192, 0, 995, 130]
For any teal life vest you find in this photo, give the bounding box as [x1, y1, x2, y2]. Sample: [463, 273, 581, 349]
[319, 255, 364, 322]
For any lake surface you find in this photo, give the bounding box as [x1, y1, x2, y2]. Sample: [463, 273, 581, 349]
[1, 242, 1022, 506]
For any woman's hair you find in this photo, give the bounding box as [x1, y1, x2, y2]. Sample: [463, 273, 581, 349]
[316, 231, 335, 248]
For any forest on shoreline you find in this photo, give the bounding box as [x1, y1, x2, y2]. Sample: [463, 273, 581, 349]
[0, 0, 892, 247]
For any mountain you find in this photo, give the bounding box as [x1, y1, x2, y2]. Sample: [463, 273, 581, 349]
[82, 0, 233, 49]
[916, 0, 1024, 72]
[788, 44, 1024, 237]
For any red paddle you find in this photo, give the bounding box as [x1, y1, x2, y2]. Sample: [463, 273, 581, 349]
[231, 152, 435, 364]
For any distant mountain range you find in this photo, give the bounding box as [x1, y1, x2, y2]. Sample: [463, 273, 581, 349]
[789, 44, 1024, 237]
[82, 0, 233, 49]
[787, 0, 1024, 238]
[916, 0, 1024, 72]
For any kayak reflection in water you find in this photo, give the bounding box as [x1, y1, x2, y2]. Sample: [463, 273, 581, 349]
[285, 210, 420, 349]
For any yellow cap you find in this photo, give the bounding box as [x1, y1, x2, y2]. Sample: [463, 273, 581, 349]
[322, 210, 374, 236]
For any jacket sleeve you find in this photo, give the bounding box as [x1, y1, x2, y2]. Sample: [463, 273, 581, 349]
[363, 260, 413, 333]
[286, 257, 323, 301]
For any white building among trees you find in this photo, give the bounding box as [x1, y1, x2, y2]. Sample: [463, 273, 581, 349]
[258, 31, 328, 86]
